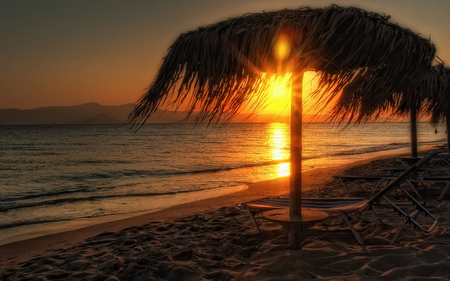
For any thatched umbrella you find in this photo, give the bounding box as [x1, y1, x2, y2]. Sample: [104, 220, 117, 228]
[418, 63, 450, 153]
[395, 63, 450, 156]
[129, 5, 435, 248]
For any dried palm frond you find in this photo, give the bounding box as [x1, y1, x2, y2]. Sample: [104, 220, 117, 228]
[128, 5, 435, 126]
[393, 63, 450, 124]
[393, 63, 442, 121]
[416, 63, 450, 124]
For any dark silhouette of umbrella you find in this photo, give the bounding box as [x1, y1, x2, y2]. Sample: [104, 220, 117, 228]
[393, 63, 449, 156]
[129, 5, 435, 248]
[425, 64, 450, 153]
[411, 63, 450, 153]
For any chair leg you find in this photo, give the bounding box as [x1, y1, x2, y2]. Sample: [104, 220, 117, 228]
[390, 217, 408, 245]
[444, 159, 450, 166]
[438, 182, 450, 200]
[338, 211, 365, 247]
[370, 179, 388, 197]
[406, 179, 422, 199]
[338, 177, 351, 196]
[370, 205, 387, 225]
[245, 206, 261, 233]
[390, 210, 419, 245]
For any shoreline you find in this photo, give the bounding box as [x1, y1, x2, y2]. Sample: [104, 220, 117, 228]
[1, 143, 426, 246]
[0, 144, 437, 267]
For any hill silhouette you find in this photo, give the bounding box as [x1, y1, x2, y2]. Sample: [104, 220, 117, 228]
[79, 113, 122, 124]
[0, 103, 337, 125]
[0, 103, 135, 125]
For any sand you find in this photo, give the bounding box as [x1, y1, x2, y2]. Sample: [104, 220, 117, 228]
[2, 146, 450, 280]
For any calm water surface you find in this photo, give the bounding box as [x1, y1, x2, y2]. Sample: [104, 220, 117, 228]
[0, 122, 446, 241]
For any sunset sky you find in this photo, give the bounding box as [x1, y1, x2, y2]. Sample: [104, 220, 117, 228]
[1, 0, 450, 113]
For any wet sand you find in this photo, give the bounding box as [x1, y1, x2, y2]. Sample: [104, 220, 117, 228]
[2, 145, 450, 280]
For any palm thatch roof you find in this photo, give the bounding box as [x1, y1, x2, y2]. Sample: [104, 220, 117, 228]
[412, 63, 450, 124]
[394, 63, 450, 124]
[128, 4, 435, 125]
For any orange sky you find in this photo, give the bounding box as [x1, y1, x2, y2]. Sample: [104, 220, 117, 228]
[1, 0, 450, 112]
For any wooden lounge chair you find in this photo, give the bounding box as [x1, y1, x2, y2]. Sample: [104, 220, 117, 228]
[398, 154, 450, 166]
[334, 174, 425, 199]
[334, 175, 394, 196]
[410, 176, 450, 200]
[337, 168, 450, 200]
[361, 171, 450, 201]
[381, 166, 450, 176]
[379, 166, 450, 200]
[241, 151, 439, 246]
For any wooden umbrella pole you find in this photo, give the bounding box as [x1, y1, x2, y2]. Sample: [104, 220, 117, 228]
[289, 72, 304, 249]
[410, 106, 418, 158]
[447, 113, 450, 154]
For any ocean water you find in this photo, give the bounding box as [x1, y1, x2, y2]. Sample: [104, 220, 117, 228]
[0, 122, 446, 241]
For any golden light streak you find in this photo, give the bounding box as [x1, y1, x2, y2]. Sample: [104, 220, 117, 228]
[277, 162, 290, 177]
[269, 123, 290, 177]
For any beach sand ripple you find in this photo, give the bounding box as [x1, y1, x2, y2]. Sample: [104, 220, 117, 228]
[2, 201, 450, 280]
[3, 154, 450, 280]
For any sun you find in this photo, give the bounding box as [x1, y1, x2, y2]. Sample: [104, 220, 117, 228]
[259, 74, 292, 115]
[272, 75, 291, 97]
[260, 72, 323, 116]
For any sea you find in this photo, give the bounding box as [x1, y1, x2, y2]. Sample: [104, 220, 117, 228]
[0, 122, 446, 243]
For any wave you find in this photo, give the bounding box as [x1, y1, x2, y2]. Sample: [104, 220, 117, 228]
[0, 186, 220, 212]
[3, 140, 435, 201]
[52, 160, 292, 183]
[0, 217, 75, 230]
[72, 160, 133, 165]
[1, 139, 444, 210]
[331, 142, 411, 156]
[0, 187, 92, 203]
[0, 208, 154, 230]
[307, 139, 444, 160]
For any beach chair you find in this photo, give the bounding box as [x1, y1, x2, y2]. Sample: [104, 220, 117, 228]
[398, 154, 450, 166]
[380, 166, 450, 200]
[334, 175, 394, 196]
[420, 177, 450, 200]
[369, 175, 450, 200]
[381, 166, 450, 176]
[336, 168, 450, 199]
[241, 151, 439, 246]
[335, 174, 425, 199]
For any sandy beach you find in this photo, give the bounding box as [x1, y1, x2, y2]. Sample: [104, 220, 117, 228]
[2, 146, 450, 280]
[4, 1, 450, 280]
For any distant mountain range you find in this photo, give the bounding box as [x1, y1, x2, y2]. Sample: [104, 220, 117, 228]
[1, 103, 409, 125]
[0, 103, 308, 125]
[0, 103, 134, 125]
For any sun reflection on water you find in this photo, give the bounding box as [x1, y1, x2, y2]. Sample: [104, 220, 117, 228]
[268, 123, 290, 177]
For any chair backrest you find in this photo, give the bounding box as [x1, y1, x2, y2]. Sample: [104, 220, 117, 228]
[358, 151, 438, 213]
